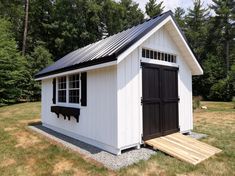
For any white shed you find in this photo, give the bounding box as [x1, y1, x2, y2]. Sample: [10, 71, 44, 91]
[35, 11, 203, 155]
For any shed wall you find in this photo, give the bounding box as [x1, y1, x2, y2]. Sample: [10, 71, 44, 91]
[116, 26, 193, 150]
[117, 48, 142, 149]
[141, 26, 193, 132]
[41, 66, 118, 153]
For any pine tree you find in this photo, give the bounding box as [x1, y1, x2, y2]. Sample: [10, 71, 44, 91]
[0, 19, 28, 104]
[210, 0, 235, 75]
[145, 0, 164, 18]
[174, 7, 186, 30]
[185, 0, 209, 62]
[119, 0, 144, 29]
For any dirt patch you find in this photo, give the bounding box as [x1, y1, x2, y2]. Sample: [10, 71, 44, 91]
[123, 161, 166, 176]
[73, 168, 88, 176]
[19, 119, 40, 124]
[24, 158, 37, 175]
[4, 127, 17, 132]
[52, 159, 73, 175]
[194, 111, 235, 125]
[14, 131, 41, 148]
[0, 158, 16, 167]
[0, 111, 12, 118]
[145, 162, 166, 176]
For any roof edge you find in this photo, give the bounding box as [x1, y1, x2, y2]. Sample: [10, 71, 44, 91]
[35, 54, 117, 79]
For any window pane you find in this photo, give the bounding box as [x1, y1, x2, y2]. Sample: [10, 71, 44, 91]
[170, 55, 174, 62]
[158, 52, 161, 60]
[58, 90, 66, 102]
[161, 53, 164, 60]
[154, 51, 157, 59]
[58, 76, 66, 103]
[164, 54, 168, 61]
[146, 50, 150, 58]
[69, 90, 79, 103]
[168, 54, 171, 62]
[69, 74, 79, 88]
[150, 50, 153, 58]
[141, 49, 176, 63]
[69, 74, 80, 104]
[142, 49, 145, 57]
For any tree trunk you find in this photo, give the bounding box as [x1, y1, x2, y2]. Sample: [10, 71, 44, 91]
[22, 0, 29, 56]
[226, 40, 229, 76]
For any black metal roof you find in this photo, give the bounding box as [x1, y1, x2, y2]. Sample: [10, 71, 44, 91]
[35, 11, 174, 78]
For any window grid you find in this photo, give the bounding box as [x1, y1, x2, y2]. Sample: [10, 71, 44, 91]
[58, 76, 67, 102]
[142, 48, 177, 63]
[69, 74, 80, 104]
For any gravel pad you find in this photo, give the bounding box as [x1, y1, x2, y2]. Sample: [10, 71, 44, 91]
[29, 125, 156, 170]
[187, 131, 208, 139]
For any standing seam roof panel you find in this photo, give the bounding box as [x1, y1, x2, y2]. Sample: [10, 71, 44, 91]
[35, 11, 173, 78]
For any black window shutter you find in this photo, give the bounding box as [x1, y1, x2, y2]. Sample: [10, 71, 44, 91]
[81, 72, 87, 106]
[52, 78, 56, 104]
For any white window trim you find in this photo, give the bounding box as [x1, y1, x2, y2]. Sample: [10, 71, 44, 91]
[141, 58, 178, 68]
[56, 74, 81, 108]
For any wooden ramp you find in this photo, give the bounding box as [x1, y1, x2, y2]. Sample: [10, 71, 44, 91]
[145, 133, 222, 165]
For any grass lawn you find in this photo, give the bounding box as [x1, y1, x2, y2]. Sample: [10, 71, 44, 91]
[0, 101, 234, 176]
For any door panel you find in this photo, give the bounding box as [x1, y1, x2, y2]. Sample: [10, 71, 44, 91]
[163, 103, 178, 135]
[142, 63, 179, 140]
[143, 103, 161, 139]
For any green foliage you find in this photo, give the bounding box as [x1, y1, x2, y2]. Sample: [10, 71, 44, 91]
[119, 0, 144, 28]
[0, 18, 28, 104]
[98, 0, 124, 36]
[193, 96, 201, 110]
[26, 45, 53, 101]
[208, 77, 233, 101]
[193, 54, 226, 97]
[210, 0, 235, 74]
[27, 45, 53, 75]
[0, 0, 24, 47]
[230, 64, 235, 95]
[174, 7, 186, 30]
[185, 0, 209, 62]
[145, 0, 164, 18]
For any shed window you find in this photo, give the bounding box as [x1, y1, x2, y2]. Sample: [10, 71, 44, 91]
[57, 74, 81, 104]
[58, 76, 67, 102]
[69, 74, 80, 103]
[142, 48, 176, 63]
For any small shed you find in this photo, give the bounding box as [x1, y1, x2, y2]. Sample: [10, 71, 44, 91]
[35, 11, 203, 155]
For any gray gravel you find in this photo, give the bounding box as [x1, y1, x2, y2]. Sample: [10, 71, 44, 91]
[187, 131, 207, 139]
[29, 125, 156, 170]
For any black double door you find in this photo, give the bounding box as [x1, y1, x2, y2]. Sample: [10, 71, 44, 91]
[142, 63, 179, 140]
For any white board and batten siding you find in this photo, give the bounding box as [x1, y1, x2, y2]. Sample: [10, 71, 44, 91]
[117, 48, 142, 149]
[41, 66, 120, 154]
[116, 25, 193, 151]
[140, 26, 193, 132]
[41, 21, 194, 154]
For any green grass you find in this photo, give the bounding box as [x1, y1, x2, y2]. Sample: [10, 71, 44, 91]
[0, 101, 234, 176]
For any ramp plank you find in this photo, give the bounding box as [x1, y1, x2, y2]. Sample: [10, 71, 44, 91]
[145, 133, 222, 165]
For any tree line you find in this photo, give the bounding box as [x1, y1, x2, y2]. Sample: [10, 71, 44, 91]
[0, 0, 234, 105]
